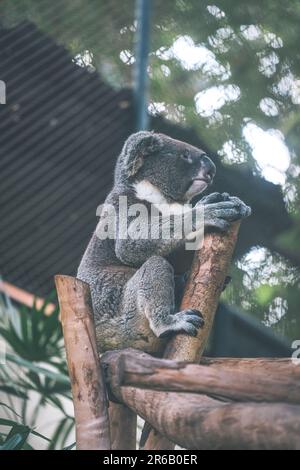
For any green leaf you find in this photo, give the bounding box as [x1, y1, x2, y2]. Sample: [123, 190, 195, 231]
[0, 402, 22, 419]
[48, 417, 68, 450]
[0, 417, 52, 446]
[0, 417, 23, 427]
[0, 434, 23, 450]
[5, 353, 70, 385]
[2, 424, 31, 450]
[63, 441, 76, 451]
[0, 386, 28, 400]
[30, 429, 52, 443]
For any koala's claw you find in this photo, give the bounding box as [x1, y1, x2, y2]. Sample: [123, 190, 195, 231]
[181, 309, 204, 336]
[199, 193, 251, 221]
[228, 196, 251, 218]
[184, 309, 204, 326]
[158, 309, 204, 338]
[199, 192, 224, 205]
[202, 196, 251, 232]
[199, 192, 231, 206]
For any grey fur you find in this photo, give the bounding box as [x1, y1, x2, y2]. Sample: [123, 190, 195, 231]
[77, 131, 251, 354]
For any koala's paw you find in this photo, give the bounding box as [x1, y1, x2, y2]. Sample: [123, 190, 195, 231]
[227, 196, 252, 218]
[199, 192, 230, 205]
[204, 198, 251, 231]
[158, 309, 204, 338]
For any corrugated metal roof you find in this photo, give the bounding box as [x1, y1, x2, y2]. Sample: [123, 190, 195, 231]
[0, 22, 134, 295]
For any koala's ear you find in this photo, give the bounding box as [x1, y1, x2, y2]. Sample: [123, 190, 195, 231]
[121, 131, 163, 177]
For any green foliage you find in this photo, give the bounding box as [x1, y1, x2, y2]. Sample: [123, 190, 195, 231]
[0, 423, 31, 450]
[0, 297, 63, 362]
[0, 299, 75, 450]
[222, 247, 300, 339]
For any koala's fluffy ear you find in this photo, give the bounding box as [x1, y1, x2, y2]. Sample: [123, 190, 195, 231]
[120, 131, 163, 177]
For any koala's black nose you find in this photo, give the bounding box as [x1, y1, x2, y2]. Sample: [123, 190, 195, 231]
[201, 154, 216, 182]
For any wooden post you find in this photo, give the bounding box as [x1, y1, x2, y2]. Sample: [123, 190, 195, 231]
[142, 222, 241, 449]
[109, 402, 137, 450]
[55, 275, 111, 450]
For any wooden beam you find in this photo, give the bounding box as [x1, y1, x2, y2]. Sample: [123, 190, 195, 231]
[104, 360, 300, 450]
[55, 275, 111, 450]
[103, 349, 300, 404]
[109, 402, 137, 450]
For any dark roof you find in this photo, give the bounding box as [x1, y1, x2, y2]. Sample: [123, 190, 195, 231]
[0, 22, 134, 295]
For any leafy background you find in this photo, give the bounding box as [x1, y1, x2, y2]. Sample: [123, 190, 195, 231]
[0, 295, 74, 449]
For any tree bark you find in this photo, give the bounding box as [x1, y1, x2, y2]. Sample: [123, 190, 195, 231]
[55, 275, 111, 450]
[142, 222, 241, 449]
[102, 349, 300, 404]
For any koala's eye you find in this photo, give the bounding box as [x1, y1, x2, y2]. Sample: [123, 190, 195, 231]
[181, 152, 192, 163]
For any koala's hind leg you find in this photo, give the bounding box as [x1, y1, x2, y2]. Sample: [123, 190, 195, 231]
[122, 255, 204, 341]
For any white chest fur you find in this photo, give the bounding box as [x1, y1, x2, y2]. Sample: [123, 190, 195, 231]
[133, 180, 188, 216]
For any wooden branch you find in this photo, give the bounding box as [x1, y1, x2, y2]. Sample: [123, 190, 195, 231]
[142, 222, 241, 449]
[109, 402, 137, 450]
[165, 221, 241, 361]
[103, 358, 300, 450]
[55, 275, 111, 450]
[102, 349, 300, 404]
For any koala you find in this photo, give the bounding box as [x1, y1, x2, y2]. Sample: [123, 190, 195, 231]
[77, 131, 251, 355]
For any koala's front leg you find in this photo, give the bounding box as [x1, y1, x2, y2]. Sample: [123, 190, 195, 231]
[124, 255, 204, 338]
